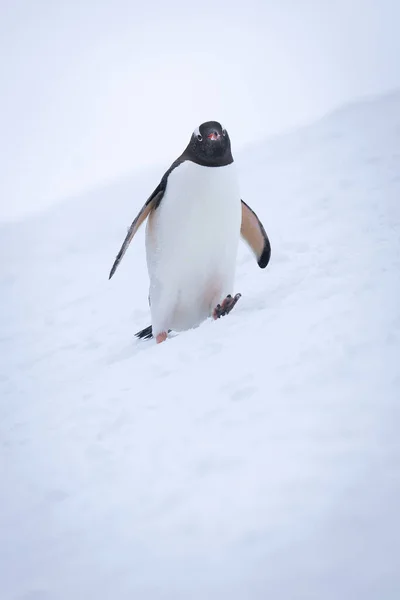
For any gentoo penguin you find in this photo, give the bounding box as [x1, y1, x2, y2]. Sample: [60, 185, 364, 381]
[109, 121, 271, 344]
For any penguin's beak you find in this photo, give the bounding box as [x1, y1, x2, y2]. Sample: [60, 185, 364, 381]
[207, 131, 221, 141]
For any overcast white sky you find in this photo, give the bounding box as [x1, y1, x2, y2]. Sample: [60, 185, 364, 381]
[1, 0, 399, 221]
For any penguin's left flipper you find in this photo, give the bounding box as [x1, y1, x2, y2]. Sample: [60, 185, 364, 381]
[240, 200, 271, 268]
[108, 184, 165, 279]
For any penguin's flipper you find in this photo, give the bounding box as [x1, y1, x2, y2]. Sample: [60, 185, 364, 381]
[108, 185, 165, 279]
[240, 200, 271, 269]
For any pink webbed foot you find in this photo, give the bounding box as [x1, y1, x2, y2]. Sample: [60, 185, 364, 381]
[156, 331, 168, 344]
[213, 293, 242, 320]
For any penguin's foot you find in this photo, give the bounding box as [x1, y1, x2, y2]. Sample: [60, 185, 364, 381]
[156, 331, 168, 344]
[213, 293, 241, 319]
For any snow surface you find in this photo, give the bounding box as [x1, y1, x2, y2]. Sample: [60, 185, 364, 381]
[1, 90, 400, 600]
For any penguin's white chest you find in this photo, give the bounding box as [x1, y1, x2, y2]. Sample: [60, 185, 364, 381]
[145, 161, 241, 333]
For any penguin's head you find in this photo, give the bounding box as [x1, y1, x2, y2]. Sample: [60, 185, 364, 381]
[187, 121, 233, 166]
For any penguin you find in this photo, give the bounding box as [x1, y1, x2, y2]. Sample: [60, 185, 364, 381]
[109, 121, 271, 344]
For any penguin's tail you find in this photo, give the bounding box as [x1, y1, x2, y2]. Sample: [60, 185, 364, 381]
[135, 325, 173, 340]
[135, 325, 153, 339]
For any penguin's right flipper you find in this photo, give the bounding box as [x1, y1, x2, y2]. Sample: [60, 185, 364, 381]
[108, 185, 165, 279]
[240, 200, 271, 269]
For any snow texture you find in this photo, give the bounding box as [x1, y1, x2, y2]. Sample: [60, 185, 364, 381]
[1, 90, 400, 600]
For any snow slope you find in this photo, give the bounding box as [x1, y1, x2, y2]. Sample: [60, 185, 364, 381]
[1, 90, 400, 600]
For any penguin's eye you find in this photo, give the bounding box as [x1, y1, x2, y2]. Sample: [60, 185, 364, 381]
[197, 134, 203, 141]
[222, 129, 226, 136]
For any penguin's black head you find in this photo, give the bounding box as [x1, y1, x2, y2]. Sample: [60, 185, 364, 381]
[185, 121, 233, 167]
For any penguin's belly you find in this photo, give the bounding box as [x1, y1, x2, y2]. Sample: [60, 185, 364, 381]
[145, 161, 241, 333]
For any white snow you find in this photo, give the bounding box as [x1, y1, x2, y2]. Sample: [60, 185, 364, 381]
[1, 90, 400, 600]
